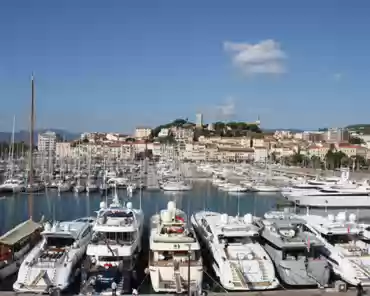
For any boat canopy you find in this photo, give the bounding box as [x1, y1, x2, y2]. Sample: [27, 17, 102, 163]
[0, 219, 41, 246]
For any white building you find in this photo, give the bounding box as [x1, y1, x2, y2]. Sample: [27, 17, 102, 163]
[135, 127, 152, 139]
[158, 128, 170, 137]
[56, 142, 72, 158]
[196, 113, 203, 127]
[38, 131, 56, 153]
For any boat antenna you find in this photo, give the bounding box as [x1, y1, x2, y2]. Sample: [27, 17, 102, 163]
[139, 182, 142, 210]
[28, 73, 35, 220]
[237, 193, 240, 217]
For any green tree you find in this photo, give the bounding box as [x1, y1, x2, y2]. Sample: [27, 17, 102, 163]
[349, 136, 364, 145]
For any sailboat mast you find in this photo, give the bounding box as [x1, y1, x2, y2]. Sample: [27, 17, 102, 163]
[28, 74, 35, 219]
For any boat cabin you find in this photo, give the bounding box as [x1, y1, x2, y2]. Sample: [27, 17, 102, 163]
[0, 219, 41, 265]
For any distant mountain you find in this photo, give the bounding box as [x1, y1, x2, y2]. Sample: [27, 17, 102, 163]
[262, 128, 304, 133]
[0, 129, 80, 143]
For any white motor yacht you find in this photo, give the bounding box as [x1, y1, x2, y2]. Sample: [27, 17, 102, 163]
[250, 184, 281, 193]
[0, 178, 25, 193]
[161, 181, 192, 191]
[149, 201, 203, 294]
[82, 198, 144, 295]
[287, 187, 370, 208]
[13, 220, 93, 293]
[299, 212, 370, 287]
[191, 211, 279, 291]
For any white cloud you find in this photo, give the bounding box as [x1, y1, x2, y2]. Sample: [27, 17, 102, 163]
[224, 39, 287, 75]
[216, 97, 236, 120]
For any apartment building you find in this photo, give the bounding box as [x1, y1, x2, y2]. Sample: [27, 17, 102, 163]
[135, 127, 152, 139]
[56, 142, 72, 158]
[38, 131, 57, 154]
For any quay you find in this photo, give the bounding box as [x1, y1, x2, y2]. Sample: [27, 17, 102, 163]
[272, 166, 370, 181]
[0, 289, 363, 296]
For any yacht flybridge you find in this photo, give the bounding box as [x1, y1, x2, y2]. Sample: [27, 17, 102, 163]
[256, 211, 330, 287]
[191, 211, 279, 291]
[149, 201, 203, 294]
[82, 197, 144, 295]
[13, 220, 92, 293]
[299, 212, 370, 287]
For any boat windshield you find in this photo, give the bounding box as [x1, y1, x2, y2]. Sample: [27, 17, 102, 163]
[105, 211, 134, 218]
[322, 233, 359, 245]
[282, 247, 321, 260]
[46, 236, 75, 248]
[221, 236, 256, 245]
[92, 231, 136, 245]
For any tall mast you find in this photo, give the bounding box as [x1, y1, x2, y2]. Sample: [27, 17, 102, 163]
[28, 74, 35, 219]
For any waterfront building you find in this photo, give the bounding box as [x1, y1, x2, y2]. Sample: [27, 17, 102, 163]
[135, 126, 152, 139]
[325, 128, 349, 143]
[37, 131, 56, 154]
[56, 142, 72, 158]
[158, 128, 170, 137]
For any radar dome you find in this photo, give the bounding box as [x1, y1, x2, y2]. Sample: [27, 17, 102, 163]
[328, 214, 335, 222]
[51, 222, 58, 232]
[44, 222, 51, 232]
[349, 213, 357, 222]
[167, 201, 176, 212]
[221, 213, 229, 224]
[336, 212, 346, 222]
[100, 201, 107, 209]
[126, 202, 133, 210]
[243, 214, 253, 224]
[63, 223, 71, 233]
[247, 253, 254, 260]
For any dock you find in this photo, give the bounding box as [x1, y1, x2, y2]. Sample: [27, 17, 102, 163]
[271, 167, 370, 181]
[0, 289, 363, 296]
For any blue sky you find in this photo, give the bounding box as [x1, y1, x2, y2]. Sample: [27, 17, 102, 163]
[0, 1, 370, 133]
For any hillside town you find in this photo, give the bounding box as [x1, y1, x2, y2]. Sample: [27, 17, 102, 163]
[31, 113, 370, 170]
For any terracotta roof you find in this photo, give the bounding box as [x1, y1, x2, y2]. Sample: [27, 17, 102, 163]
[338, 143, 362, 148]
[218, 147, 254, 153]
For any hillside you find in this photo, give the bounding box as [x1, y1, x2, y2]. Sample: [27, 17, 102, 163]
[346, 124, 370, 134]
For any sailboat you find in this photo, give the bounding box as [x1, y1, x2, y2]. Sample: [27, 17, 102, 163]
[0, 75, 43, 281]
[0, 116, 25, 194]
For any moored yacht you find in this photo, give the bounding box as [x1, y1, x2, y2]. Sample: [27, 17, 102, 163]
[191, 211, 279, 291]
[287, 187, 370, 208]
[13, 220, 93, 293]
[255, 211, 330, 287]
[299, 212, 370, 287]
[161, 181, 192, 191]
[149, 201, 202, 294]
[0, 178, 25, 193]
[81, 198, 144, 295]
[0, 220, 42, 280]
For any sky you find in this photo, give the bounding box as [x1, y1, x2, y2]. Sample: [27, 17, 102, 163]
[1, 1, 370, 133]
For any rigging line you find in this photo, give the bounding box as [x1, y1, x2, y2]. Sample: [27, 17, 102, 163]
[136, 273, 149, 292]
[28, 73, 35, 220]
[203, 270, 228, 293]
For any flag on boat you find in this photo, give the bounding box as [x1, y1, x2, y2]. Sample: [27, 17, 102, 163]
[175, 215, 185, 222]
[307, 235, 310, 252]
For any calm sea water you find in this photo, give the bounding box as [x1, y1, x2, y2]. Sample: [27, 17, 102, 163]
[0, 182, 279, 235]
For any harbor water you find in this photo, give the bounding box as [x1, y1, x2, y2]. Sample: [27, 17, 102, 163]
[0, 182, 280, 293]
[0, 182, 278, 235]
